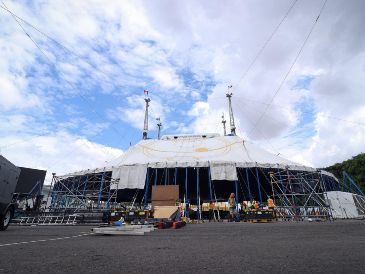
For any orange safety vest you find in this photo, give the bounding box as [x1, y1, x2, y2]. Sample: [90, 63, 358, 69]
[268, 199, 274, 207]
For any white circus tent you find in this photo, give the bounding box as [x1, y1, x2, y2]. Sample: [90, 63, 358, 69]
[60, 133, 315, 190]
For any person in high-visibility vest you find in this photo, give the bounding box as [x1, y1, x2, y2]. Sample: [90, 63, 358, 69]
[267, 196, 275, 209]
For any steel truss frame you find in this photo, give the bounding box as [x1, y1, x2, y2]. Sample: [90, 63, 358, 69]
[47, 171, 118, 212]
[45, 166, 352, 220]
[269, 169, 332, 220]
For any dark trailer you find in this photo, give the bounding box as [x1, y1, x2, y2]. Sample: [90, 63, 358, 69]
[0, 155, 20, 230]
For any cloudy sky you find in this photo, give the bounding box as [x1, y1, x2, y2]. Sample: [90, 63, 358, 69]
[1, 0, 365, 181]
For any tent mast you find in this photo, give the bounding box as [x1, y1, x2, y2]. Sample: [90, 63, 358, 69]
[156, 117, 162, 140]
[226, 85, 236, 135]
[221, 112, 227, 136]
[142, 97, 151, 140]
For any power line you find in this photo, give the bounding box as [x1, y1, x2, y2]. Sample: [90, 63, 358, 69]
[248, 0, 328, 136]
[1, 2, 137, 149]
[233, 97, 286, 155]
[0, 3, 127, 92]
[232, 0, 299, 92]
[240, 96, 365, 129]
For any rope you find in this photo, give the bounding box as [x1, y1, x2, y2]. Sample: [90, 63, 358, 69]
[232, 0, 299, 92]
[0, 3, 135, 152]
[248, 0, 328, 137]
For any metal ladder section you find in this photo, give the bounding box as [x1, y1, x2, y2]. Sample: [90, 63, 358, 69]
[18, 214, 79, 225]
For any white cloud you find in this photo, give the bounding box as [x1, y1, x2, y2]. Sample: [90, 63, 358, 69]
[1, 0, 365, 172]
[108, 94, 167, 133]
[0, 75, 42, 110]
[0, 131, 123, 184]
[150, 67, 183, 90]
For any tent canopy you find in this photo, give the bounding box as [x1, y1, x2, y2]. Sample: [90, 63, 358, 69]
[60, 134, 316, 189]
[110, 134, 313, 170]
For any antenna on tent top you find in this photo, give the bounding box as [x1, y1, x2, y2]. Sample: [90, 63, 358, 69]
[221, 112, 227, 136]
[142, 90, 150, 140]
[156, 117, 162, 140]
[226, 85, 236, 136]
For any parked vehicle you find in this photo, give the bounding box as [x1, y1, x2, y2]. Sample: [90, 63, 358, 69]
[0, 155, 21, 231]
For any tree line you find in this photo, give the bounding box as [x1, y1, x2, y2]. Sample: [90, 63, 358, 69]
[325, 153, 365, 192]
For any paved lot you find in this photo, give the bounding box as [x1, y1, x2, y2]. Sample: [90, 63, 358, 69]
[0, 220, 365, 274]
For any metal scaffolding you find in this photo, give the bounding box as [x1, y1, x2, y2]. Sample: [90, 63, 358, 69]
[44, 165, 352, 221]
[47, 171, 118, 212]
[269, 169, 332, 220]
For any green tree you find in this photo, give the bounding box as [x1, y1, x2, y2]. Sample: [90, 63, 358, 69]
[324, 153, 365, 192]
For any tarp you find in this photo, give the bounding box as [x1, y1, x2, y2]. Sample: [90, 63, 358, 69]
[210, 162, 238, 181]
[111, 165, 147, 190]
[59, 134, 324, 189]
[325, 191, 359, 218]
[109, 134, 314, 171]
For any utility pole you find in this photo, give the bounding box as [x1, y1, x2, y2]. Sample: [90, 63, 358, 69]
[156, 117, 162, 140]
[221, 113, 227, 136]
[142, 97, 151, 140]
[226, 85, 236, 135]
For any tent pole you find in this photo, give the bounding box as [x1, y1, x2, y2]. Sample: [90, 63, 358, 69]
[197, 167, 201, 220]
[235, 180, 239, 210]
[144, 167, 150, 208]
[185, 167, 188, 217]
[255, 167, 263, 204]
[208, 167, 213, 201]
[154, 168, 158, 186]
[174, 167, 177, 185]
[245, 168, 252, 201]
[164, 167, 167, 185]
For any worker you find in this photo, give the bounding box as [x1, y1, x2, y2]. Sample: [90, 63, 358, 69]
[267, 196, 274, 209]
[209, 201, 215, 222]
[250, 200, 256, 210]
[241, 201, 248, 212]
[254, 200, 260, 210]
[228, 193, 236, 221]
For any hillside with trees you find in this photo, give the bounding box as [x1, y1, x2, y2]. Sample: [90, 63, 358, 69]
[325, 153, 365, 192]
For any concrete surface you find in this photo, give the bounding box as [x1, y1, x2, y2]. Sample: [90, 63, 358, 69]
[0, 220, 365, 273]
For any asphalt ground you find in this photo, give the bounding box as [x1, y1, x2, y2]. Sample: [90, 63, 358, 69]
[0, 220, 364, 274]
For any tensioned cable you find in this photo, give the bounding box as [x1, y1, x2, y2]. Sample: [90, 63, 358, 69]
[233, 98, 291, 160]
[239, 96, 365, 128]
[248, 0, 328, 136]
[235, 95, 312, 155]
[232, 0, 299, 93]
[0, 4, 156, 153]
[0, 3, 150, 155]
[0, 3, 133, 151]
[0, 4, 128, 92]
[0, 49, 122, 176]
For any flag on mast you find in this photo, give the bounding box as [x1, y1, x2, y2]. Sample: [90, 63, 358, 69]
[144, 89, 149, 95]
